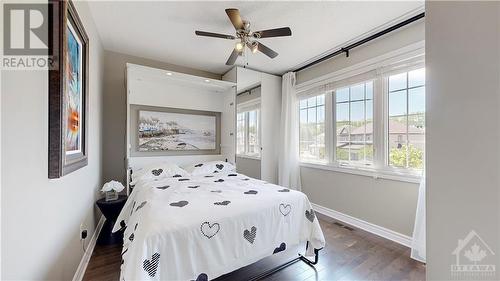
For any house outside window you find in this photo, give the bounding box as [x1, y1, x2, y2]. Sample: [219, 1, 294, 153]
[297, 62, 425, 180]
[335, 81, 373, 166]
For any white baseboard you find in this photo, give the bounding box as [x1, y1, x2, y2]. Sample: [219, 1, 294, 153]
[72, 215, 105, 281]
[311, 203, 412, 248]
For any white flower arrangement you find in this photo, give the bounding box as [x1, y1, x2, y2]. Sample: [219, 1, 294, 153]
[101, 180, 125, 201]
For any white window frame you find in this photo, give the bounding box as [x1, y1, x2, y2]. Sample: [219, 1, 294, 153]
[296, 45, 425, 183]
[298, 94, 328, 163]
[383, 67, 426, 175]
[331, 81, 375, 168]
[237, 100, 261, 159]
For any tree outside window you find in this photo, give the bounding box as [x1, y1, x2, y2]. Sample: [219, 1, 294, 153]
[388, 68, 425, 169]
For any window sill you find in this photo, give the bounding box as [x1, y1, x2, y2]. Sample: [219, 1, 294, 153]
[299, 162, 422, 184]
[236, 154, 261, 161]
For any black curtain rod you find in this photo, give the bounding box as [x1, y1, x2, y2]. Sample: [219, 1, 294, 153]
[293, 12, 425, 73]
[237, 84, 261, 96]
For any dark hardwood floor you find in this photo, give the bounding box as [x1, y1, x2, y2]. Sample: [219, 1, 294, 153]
[82, 214, 425, 281]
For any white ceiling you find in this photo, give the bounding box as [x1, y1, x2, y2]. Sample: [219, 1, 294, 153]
[88, 1, 424, 75]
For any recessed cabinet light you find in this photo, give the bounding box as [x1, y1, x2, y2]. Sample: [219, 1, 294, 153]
[166, 72, 172, 76]
[204, 79, 210, 83]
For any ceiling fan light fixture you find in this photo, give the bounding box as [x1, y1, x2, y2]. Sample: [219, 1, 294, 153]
[250, 42, 258, 53]
[235, 41, 244, 51]
[195, 8, 291, 64]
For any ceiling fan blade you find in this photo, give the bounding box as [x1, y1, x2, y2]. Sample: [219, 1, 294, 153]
[195, 31, 236, 40]
[225, 8, 244, 30]
[257, 42, 278, 58]
[253, 27, 292, 38]
[226, 49, 240, 65]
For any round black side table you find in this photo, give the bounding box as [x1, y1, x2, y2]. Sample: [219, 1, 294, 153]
[96, 195, 127, 245]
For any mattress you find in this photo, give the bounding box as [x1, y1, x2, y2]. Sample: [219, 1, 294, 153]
[114, 171, 325, 280]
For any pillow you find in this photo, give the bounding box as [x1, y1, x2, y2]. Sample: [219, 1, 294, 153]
[131, 162, 190, 184]
[184, 161, 236, 176]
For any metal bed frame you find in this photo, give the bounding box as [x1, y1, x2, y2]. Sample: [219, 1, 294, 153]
[246, 242, 322, 281]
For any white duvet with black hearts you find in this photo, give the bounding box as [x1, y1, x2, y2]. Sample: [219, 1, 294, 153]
[113, 172, 325, 281]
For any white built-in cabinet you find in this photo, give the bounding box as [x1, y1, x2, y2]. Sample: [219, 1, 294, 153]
[126, 64, 236, 193]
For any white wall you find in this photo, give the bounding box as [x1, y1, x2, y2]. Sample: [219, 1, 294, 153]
[0, 3, 4, 278]
[301, 167, 418, 236]
[296, 20, 424, 237]
[236, 157, 261, 179]
[426, 2, 500, 279]
[1, 1, 104, 280]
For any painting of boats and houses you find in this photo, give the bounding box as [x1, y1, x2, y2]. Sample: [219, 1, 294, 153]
[138, 110, 216, 151]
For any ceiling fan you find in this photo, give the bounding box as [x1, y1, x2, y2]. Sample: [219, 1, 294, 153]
[195, 8, 292, 65]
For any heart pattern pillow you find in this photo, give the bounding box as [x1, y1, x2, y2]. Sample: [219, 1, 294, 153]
[131, 162, 190, 184]
[184, 161, 236, 176]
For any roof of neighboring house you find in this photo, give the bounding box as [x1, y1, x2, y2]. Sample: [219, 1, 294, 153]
[337, 125, 350, 135]
[341, 144, 366, 150]
[336, 142, 372, 148]
[337, 120, 424, 135]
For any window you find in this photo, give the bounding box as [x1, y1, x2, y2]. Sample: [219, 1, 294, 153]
[237, 109, 260, 157]
[388, 68, 425, 169]
[297, 64, 425, 177]
[335, 81, 373, 166]
[236, 112, 246, 154]
[299, 94, 325, 162]
[247, 110, 259, 155]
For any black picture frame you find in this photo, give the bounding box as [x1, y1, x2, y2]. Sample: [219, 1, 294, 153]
[48, 0, 89, 178]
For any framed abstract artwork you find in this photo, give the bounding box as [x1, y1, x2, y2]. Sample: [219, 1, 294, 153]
[48, 0, 89, 178]
[129, 105, 221, 156]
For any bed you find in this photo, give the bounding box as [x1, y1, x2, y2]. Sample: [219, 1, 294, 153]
[113, 161, 325, 281]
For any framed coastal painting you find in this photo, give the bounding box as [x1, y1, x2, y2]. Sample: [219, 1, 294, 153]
[48, 0, 89, 178]
[130, 105, 221, 156]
